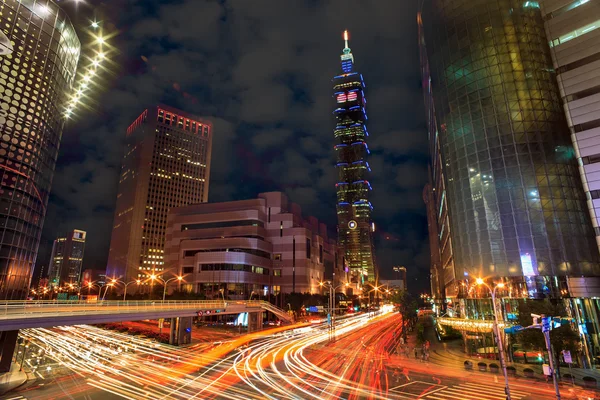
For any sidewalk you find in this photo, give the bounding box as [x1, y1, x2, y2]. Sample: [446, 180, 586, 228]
[387, 316, 600, 398]
[0, 363, 28, 395]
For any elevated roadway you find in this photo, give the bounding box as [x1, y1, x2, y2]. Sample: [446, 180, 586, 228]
[0, 299, 292, 331]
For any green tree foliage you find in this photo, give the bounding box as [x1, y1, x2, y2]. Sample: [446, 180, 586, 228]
[515, 300, 580, 360]
[390, 290, 418, 320]
[286, 292, 328, 312]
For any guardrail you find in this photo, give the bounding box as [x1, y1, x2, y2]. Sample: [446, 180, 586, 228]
[0, 299, 292, 322]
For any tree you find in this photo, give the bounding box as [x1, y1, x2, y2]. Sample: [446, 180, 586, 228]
[515, 300, 580, 364]
[390, 290, 418, 320]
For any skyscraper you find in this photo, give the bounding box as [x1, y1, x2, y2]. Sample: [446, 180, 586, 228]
[419, 0, 600, 356]
[47, 229, 86, 288]
[106, 105, 213, 288]
[0, 0, 80, 300]
[333, 31, 376, 284]
[418, 11, 455, 312]
[538, 0, 600, 251]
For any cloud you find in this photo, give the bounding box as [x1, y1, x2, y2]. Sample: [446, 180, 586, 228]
[38, 0, 430, 288]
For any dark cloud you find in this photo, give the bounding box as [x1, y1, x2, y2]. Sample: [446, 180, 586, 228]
[37, 0, 432, 293]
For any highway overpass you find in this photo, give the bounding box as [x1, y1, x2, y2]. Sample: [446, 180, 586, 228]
[0, 299, 293, 331]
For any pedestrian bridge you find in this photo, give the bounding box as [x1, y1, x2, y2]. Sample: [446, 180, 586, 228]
[0, 299, 293, 331]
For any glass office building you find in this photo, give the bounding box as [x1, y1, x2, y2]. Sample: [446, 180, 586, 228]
[421, 0, 600, 297]
[0, 0, 80, 300]
[333, 31, 377, 284]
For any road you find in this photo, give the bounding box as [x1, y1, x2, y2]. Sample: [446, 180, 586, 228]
[8, 309, 590, 399]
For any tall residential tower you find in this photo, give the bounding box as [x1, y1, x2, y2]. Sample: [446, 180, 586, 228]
[333, 31, 376, 284]
[106, 105, 213, 288]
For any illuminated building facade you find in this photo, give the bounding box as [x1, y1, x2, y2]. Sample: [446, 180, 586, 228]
[419, 11, 456, 313]
[106, 105, 213, 288]
[0, 0, 80, 301]
[539, 0, 600, 365]
[165, 192, 346, 301]
[420, 0, 600, 361]
[333, 31, 377, 284]
[47, 229, 86, 288]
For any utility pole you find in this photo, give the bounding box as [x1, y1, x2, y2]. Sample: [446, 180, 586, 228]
[541, 316, 561, 400]
[505, 314, 572, 400]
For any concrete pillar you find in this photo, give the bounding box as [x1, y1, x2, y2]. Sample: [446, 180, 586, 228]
[0, 330, 18, 373]
[247, 312, 263, 333]
[169, 317, 192, 345]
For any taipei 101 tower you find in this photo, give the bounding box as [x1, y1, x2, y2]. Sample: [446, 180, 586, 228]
[333, 31, 377, 284]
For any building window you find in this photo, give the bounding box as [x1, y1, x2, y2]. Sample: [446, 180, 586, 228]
[280, 221, 283, 237]
[183, 266, 194, 274]
[319, 244, 323, 263]
[274, 269, 282, 276]
[306, 239, 311, 259]
[273, 253, 282, 261]
[581, 154, 600, 166]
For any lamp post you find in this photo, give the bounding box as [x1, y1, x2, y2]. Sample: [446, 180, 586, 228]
[150, 274, 184, 301]
[124, 280, 140, 300]
[249, 291, 256, 301]
[475, 278, 511, 400]
[319, 281, 349, 336]
[86, 282, 100, 298]
[218, 288, 226, 302]
[101, 283, 114, 301]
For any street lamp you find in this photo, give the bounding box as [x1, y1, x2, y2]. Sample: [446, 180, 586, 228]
[86, 282, 100, 297]
[218, 288, 226, 302]
[249, 290, 257, 301]
[101, 283, 114, 301]
[319, 281, 350, 335]
[475, 278, 511, 400]
[150, 274, 184, 301]
[110, 279, 141, 301]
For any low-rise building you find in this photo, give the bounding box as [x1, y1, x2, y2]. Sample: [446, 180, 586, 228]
[165, 192, 347, 300]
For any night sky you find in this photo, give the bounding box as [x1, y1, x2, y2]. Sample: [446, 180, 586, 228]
[37, 1, 430, 294]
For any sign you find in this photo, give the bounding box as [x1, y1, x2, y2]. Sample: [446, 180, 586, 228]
[541, 317, 551, 333]
[197, 311, 203, 316]
[308, 306, 319, 313]
[158, 319, 164, 329]
[205, 310, 212, 315]
[542, 364, 551, 376]
[563, 350, 572, 364]
[327, 314, 331, 326]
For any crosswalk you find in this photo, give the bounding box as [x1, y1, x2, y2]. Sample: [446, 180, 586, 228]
[423, 381, 529, 400]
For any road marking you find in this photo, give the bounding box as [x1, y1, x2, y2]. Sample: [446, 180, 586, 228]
[424, 382, 529, 400]
[390, 380, 447, 397]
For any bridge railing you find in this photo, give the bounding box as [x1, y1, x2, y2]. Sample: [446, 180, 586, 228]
[0, 300, 291, 321]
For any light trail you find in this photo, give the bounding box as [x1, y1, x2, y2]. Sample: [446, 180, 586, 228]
[17, 309, 401, 399]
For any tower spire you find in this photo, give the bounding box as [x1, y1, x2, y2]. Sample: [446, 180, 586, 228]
[341, 30, 354, 72]
[343, 30, 349, 50]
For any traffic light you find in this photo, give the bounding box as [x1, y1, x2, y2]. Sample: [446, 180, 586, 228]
[354, 306, 359, 311]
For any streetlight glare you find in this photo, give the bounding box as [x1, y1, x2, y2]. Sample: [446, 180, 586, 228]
[476, 278, 484, 285]
[497, 282, 505, 288]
